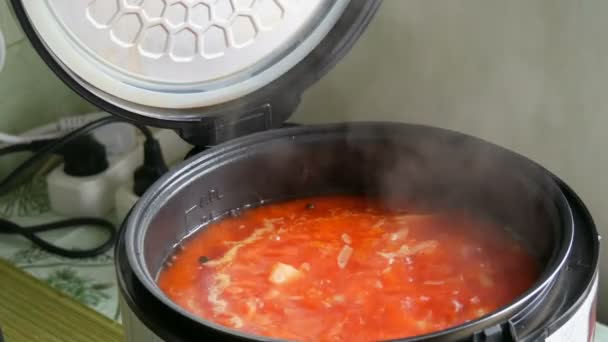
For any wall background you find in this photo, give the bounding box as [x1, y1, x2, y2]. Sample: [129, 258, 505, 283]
[1, 0, 607, 321]
[0, 0, 93, 136]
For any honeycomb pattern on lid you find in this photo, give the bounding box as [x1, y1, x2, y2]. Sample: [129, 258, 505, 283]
[22, 0, 346, 109]
[86, 0, 286, 61]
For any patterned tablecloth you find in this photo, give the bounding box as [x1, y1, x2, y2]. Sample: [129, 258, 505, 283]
[0, 176, 606, 341]
[0, 177, 122, 321]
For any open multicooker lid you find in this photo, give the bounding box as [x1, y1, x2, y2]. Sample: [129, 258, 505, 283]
[11, 0, 381, 145]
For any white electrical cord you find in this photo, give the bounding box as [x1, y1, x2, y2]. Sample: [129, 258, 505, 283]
[0, 112, 109, 145]
[0, 132, 62, 144]
[4, 111, 139, 156]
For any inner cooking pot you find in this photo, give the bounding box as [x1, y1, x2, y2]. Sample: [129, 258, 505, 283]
[124, 122, 573, 341]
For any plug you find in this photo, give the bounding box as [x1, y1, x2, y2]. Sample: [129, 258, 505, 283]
[58, 135, 109, 177]
[115, 129, 192, 221]
[47, 133, 141, 218]
[132, 138, 168, 196]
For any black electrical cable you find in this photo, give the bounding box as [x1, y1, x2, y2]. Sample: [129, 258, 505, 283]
[0, 116, 156, 194]
[0, 116, 120, 195]
[0, 116, 160, 259]
[0, 143, 35, 157]
[0, 139, 58, 158]
[0, 217, 115, 258]
[130, 121, 155, 141]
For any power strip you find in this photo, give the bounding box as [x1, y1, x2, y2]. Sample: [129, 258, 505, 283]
[47, 128, 191, 218]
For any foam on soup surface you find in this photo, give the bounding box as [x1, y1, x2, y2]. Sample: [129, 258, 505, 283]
[158, 196, 539, 341]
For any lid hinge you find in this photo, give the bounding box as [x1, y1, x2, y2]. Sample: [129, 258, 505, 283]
[178, 104, 274, 147]
[179, 96, 300, 147]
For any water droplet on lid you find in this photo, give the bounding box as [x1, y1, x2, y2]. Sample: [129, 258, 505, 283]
[209, 188, 222, 200]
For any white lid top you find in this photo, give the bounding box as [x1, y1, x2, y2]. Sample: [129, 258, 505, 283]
[21, 0, 348, 111]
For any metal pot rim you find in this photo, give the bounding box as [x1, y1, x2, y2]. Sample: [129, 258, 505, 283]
[123, 122, 575, 341]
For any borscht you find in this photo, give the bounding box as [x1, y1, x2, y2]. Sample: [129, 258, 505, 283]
[158, 196, 539, 341]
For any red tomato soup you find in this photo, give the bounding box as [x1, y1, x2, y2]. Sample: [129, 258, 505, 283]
[158, 196, 539, 341]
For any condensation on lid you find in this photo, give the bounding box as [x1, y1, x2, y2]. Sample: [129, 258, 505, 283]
[21, 0, 349, 109]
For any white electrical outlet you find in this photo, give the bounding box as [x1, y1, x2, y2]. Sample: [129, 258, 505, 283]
[47, 128, 192, 219]
[0, 29, 6, 72]
[47, 143, 144, 218]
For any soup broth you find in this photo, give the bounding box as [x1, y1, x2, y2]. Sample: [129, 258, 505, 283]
[158, 196, 539, 341]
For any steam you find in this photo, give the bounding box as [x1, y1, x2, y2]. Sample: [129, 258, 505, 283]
[175, 0, 563, 272]
[341, 122, 559, 264]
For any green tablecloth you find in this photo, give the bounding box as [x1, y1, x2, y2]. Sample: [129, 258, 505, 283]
[0, 178, 121, 321]
[0, 177, 605, 341]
